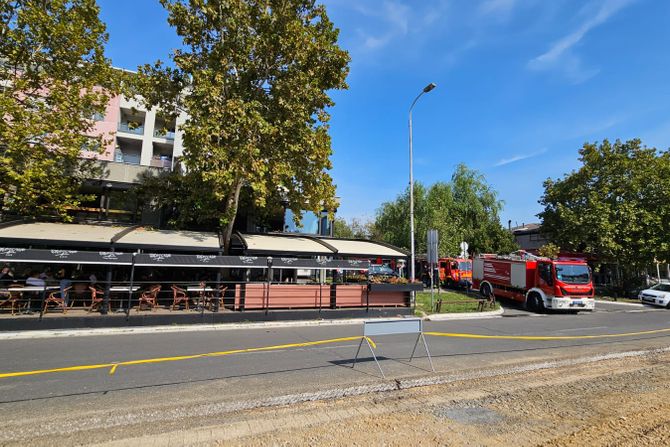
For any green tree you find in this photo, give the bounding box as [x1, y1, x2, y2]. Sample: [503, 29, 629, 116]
[0, 0, 119, 218]
[134, 0, 349, 252]
[539, 139, 670, 288]
[374, 164, 516, 256]
[538, 242, 560, 259]
[332, 218, 354, 239]
[333, 217, 373, 239]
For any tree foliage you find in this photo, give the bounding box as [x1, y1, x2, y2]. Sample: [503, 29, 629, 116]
[539, 139, 670, 271]
[374, 164, 517, 257]
[0, 0, 118, 218]
[538, 242, 560, 259]
[332, 217, 374, 239]
[134, 0, 349, 252]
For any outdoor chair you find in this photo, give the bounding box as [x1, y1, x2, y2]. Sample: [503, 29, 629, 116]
[204, 286, 227, 311]
[88, 286, 105, 312]
[69, 282, 90, 308]
[138, 285, 161, 312]
[43, 286, 72, 314]
[195, 281, 212, 310]
[170, 285, 192, 311]
[0, 286, 23, 315]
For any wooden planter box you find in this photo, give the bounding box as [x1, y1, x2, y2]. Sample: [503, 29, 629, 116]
[234, 283, 414, 310]
[237, 283, 328, 310]
[366, 283, 418, 307]
[368, 291, 408, 306]
[333, 284, 366, 308]
[368, 283, 423, 292]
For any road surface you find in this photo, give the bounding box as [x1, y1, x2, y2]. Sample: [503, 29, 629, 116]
[0, 300, 667, 445]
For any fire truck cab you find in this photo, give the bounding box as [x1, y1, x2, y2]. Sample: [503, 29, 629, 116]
[473, 252, 595, 312]
[438, 258, 472, 289]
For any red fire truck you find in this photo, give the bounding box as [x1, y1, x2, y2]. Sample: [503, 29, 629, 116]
[472, 251, 595, 312]
[438, 258, 472, 289]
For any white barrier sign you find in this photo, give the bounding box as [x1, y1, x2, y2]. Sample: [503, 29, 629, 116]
[363, 318, 423, 336]
[353, 318, 434, 378]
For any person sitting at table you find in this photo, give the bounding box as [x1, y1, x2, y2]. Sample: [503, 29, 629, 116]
[57, 267, 73, 306]
[25, 270, 46, 288]
[0, 264, 15, 286]
[0, 265, 13, 300]
[23, 270, 45, 311]
[40, 267, 54, 282]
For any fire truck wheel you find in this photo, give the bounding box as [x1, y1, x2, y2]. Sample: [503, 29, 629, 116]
[480, 283, 492, 299]
[526, 293, 544, 313]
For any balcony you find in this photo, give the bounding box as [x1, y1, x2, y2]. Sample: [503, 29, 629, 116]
[150, 156, 172, 170]
[117, 122, 145, 136]
[154, 129, 176, 140]
[92, 160, 166, 184]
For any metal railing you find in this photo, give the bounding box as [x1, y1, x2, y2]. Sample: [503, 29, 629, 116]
[117, 122, 145, 135]
[153, 129, 175, 140]
[1, 279, 412, 319]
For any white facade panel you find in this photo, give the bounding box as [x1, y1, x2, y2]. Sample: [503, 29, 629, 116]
[511, 262, 527, 289]
[473, 259, 484, 281]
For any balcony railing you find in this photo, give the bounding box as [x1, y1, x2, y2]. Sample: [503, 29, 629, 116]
[154, 129, 176, 140]
[150, 157, 172, 169]
[117, 122, 145, 135]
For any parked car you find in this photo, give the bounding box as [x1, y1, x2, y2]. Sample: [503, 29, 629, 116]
[638, 282, 670, 308]
[368, 264, 398, 277]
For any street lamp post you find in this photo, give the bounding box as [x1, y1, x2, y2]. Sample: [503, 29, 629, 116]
[408, 83, 436, 293]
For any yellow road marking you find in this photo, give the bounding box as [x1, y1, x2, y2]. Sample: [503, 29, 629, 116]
[425, 327, 670, 340]
[3, 327, 669, 381]
[0, 336, 366, 379]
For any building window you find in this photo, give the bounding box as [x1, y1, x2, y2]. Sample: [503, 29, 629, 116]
[284, 210, 320, 234]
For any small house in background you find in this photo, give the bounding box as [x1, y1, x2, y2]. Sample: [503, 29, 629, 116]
[510, 223, 546, 253]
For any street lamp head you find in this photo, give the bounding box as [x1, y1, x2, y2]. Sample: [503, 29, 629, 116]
[423, 82, 437, 93]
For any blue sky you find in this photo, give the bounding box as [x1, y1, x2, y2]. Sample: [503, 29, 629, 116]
[98, 0, 670, 227]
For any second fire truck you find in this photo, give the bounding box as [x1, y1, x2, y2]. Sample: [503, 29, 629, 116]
[438, 257, 472, 289]
[472, 251, 595, 312]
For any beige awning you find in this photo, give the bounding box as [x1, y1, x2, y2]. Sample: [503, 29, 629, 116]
[0, 222, 124, 247]
[240, 234, 333, 255]
[236, 233, 407, 258]
[115, 228, 220, 251]
[0, 222, 221, 252]
[315, 237, 407, 258]
[0, 223, 407, 258]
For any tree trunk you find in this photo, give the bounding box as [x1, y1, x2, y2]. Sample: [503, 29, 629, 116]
[221, 180, 244, 255]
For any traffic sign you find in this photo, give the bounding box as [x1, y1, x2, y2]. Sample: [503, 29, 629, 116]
[459, 241, 469, 258]
[427, 230, 439, 264]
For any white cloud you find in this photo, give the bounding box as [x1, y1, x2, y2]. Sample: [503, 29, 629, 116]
[495, 148, 548, 167]
[363, 34, 393, 50]
[478, 0, 518, 16]
[528, 0, 635, 82]
[354, 1, 411, 51]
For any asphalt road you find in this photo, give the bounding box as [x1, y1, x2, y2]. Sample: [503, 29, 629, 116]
[0, 300, 667, 404]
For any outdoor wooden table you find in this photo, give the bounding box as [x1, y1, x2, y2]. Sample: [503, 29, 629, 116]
[186, 287, 214, 292]
[109, 286, 141, 293]
[109, 286, 141, 312]
[186, 286, 214, 310]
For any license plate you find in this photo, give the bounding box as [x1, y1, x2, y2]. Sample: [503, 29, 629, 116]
[570, 300, 584, 307]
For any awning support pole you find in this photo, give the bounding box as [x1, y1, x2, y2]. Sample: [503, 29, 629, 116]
[125, 253, 136, 320]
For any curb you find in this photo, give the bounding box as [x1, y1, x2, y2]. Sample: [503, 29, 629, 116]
[595, 299, 644, 308]
[0, 317, 397, 341]
[425, 307, 504, 321]
[0, 308, 508, 340]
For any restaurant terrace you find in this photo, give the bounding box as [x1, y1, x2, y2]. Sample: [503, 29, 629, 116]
[0, 221, 416, 330]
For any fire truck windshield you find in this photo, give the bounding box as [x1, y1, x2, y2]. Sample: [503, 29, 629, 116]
[555, 264, 590, 284]
[458, 262, 471, 271]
